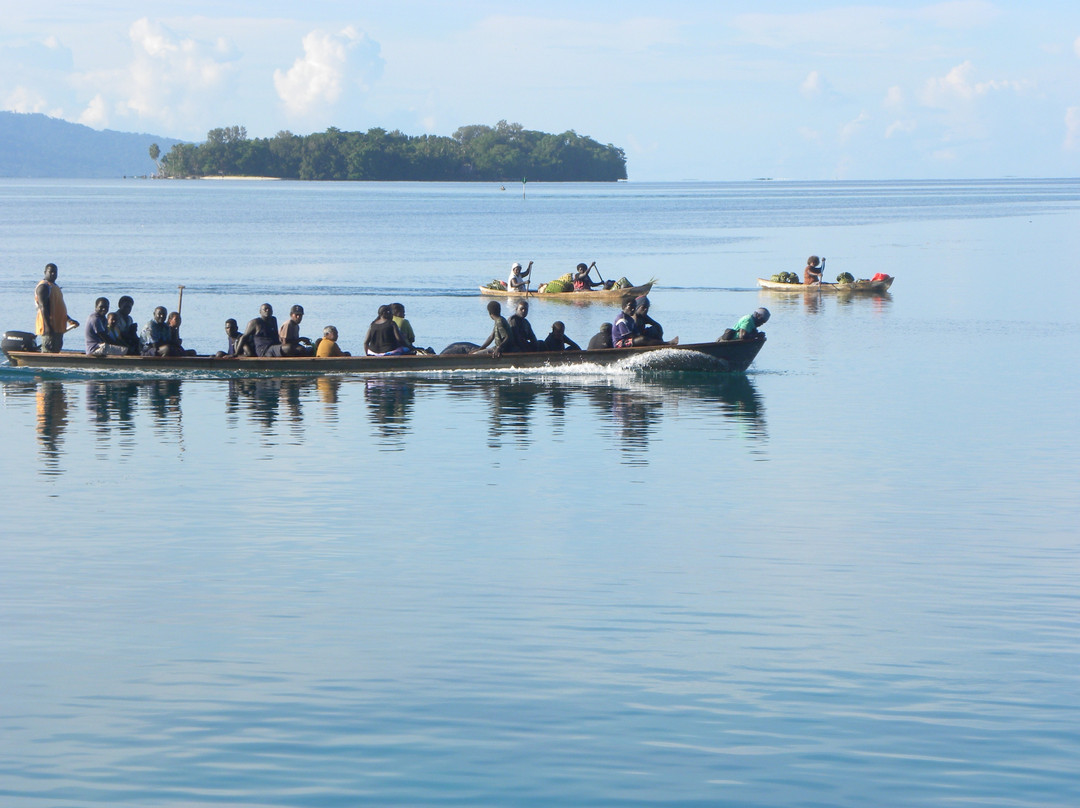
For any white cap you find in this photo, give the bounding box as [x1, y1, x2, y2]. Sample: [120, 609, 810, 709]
[511, 262, 522, 271]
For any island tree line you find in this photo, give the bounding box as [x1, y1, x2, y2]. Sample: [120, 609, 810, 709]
[157, 121, 627, 181]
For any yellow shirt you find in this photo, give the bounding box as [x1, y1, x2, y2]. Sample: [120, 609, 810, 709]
[316, 338, 344, 357]
[35, 280, 69, 335]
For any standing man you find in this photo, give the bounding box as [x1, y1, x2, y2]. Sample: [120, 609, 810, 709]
[35, 263, 79, 353]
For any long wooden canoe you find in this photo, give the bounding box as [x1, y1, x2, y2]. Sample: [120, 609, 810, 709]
[2, 336, 765, 375]
[757, 276, 894, 293]
[479, 282, 653, 301]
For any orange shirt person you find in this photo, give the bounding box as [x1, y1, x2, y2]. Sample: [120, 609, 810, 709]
[35, 263, 79, 352]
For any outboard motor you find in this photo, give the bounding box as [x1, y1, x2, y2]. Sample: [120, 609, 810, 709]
[2, 330, 40, 353]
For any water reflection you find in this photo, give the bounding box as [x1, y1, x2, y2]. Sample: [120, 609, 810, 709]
[3, 372, 767, 474]
[226, 378, 312, 440]
[37, 381, 68, 476]
[364, 377, 416, 449]
[758, 289, 893, 316]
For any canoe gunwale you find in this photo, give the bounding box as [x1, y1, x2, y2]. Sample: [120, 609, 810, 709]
[2, 336, 765, 375]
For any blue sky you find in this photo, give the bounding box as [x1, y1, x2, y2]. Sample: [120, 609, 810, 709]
[3, 1, 1080, 180]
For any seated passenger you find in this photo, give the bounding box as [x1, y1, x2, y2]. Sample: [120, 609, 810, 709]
[140, 306, 171, 356]
[164, 311, 196, 356]
[471, 301, 512, 357]
[719, 308, 770, 341]
[238, 303, 281, 357]
[507, 300, 538, 352]
[85, 297, 126, 356]
[364, 305, 410, 356]
[391, 303, 415, 349]
[507, 261, 533, 293]
[113, 295, 140, 354]
[215, 318, 246, 358]
[279, 304, 312, 356]
[542, 321, 580, 351]
[611, 297, 640, 348]
[804, 255, 823, 285]
[612, 296, 676, 348]
[316, 325, 351, 357]
[587, 322, 613, 350]
[632, 296, 665, 342]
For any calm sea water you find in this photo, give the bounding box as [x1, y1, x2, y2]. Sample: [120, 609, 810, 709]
[2, 179, 1079, 807]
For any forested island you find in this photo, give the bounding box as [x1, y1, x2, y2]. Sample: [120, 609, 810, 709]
[158, 121, 627, 181]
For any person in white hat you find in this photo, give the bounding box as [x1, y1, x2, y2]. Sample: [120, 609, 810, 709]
[507, 260, 533, 292]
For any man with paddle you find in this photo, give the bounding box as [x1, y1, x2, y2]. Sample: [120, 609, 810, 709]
[35, 263, 79, 352]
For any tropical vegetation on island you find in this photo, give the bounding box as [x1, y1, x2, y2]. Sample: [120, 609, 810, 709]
[156, 121, 627, 182]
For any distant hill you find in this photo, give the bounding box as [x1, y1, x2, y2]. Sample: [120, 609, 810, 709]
[0, 112, 184, 178]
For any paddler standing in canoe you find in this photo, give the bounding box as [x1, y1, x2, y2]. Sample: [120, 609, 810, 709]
[35, 263, 79, 353]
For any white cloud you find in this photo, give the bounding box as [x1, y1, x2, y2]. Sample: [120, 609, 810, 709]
[4, 86, 49, 114]
[883, 86, 904, 111]
[801, 71, 822, 98]
[885, 119, 917, 138]
[273, 27, 383, 117]
[839, 111, 870, 142]
[75, 17, 243, 132]
[920, 61, 1030, 108]
[1066, 107, 1080, 150]
[78, 94, 108, 127]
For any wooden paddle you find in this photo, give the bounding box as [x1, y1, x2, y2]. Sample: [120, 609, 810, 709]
[177, 285, 185, 314]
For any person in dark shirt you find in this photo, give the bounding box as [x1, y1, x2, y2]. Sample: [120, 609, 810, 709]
[364, 305, 409, 356]
[85, 297, 126, 356]
[216, 318, 246, 358]
[112, 295, 140, 354]
[507, 300, 538, 352]
[472, 301, 513, 358]
[238, 303, 282, 357]
[587, 322, 613, 350]
[164, 311, 196, 356]
[542, 321, 580, 351]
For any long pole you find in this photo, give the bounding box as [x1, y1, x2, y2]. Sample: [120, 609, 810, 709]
[177, 285, 185, 314]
